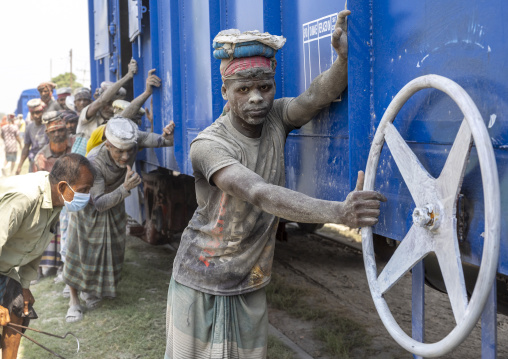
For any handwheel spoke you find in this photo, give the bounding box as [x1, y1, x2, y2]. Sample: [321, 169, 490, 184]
[434, 226, 468, 324]
[436, 120, 473, 209]
[377, 225, 433, 295]
[384, 123, 436, 207]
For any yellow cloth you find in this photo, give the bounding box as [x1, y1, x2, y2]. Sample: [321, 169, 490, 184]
[86, 124, 106, 155]
[0, 172, 61, 288]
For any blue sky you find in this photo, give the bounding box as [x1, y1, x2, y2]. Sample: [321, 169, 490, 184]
[0, 0, 90, 114]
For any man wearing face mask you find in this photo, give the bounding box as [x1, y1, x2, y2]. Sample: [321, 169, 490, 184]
[0, 154, 95, 359]
[71, 59, 138, 156]
[32, 112, 75, 282]
[63, 117, 175, 323]
[16, 99, 48, 175]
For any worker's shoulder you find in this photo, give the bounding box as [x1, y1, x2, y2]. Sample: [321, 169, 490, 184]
[0, 172, 49, 204]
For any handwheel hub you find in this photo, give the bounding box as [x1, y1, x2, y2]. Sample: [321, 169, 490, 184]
[412, 203, 439, 230]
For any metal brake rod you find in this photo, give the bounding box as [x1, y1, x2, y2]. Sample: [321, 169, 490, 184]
[6, 323, 80, 358]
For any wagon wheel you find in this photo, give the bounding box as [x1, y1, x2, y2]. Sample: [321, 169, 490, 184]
[362, 75, 500, 357]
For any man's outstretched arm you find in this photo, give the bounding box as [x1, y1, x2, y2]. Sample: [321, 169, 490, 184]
[287, 10, 351, 128]
[86, 59, 138, 119]
[212, 163, 385, 228]
[121, 69, 161, 120]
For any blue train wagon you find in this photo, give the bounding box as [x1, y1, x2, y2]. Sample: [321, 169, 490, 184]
[87, 0, 507, 357]
[14, 88, 39, 118]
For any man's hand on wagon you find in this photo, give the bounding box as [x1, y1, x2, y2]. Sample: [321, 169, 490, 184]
[162, 121, 175, 140]
[331, 10, 351, 61]
[338, 171, 387, 228]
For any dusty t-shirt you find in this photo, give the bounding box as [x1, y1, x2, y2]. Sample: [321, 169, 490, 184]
[25, 122, 49, 160]
[172, 98, 296, 296]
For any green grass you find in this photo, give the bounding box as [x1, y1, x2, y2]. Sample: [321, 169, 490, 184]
[267, 335, 294, 359]
[266, 274, 370, 358]
[20, 236, 174, 359]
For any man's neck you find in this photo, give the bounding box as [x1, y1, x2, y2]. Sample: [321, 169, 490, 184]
[229, 113, 263, 138]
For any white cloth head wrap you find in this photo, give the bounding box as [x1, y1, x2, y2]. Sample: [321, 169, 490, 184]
[105, 117, 139, 150]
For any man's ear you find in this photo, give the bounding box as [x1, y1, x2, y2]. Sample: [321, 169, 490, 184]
[57, 181, 67, 197]
[221, 84, 228, 100]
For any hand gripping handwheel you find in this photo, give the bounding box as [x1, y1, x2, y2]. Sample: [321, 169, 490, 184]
[362, 75, 500, 357]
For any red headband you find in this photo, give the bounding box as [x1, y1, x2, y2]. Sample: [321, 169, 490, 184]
[220, 56, 274, 80]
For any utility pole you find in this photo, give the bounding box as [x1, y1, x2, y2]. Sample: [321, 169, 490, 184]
[50, 59, 52, 79]
[69, 49, 73, 88]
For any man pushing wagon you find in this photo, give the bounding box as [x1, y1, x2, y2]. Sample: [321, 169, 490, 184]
[165, 10, 386, 359]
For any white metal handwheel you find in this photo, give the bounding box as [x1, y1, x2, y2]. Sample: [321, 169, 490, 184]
[362, 75, 500, 357]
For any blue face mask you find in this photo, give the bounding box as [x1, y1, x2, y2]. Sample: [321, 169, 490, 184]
[62, 182, 90, 212]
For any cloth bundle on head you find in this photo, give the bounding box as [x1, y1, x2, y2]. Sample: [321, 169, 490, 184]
[74, 87, 92, 100]
[56, 87, 72, 99]
[213, 29, 286, 81]
[105, 117, 138, 150]
[60, 110, 79, 123]
[37, 82, 56, 92]
[98, 81, 127, 101]
[27, 98, 46, 112]
[42, 111, 66, 132]
[112, 99, 146, 116]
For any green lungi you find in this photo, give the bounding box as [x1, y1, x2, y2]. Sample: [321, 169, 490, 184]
[63, 201, 126, 298]
[165, 277, 268, 359]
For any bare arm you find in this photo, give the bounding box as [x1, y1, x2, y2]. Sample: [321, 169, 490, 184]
[138, 121, 175, 148]
[287, 10, 350, 128]
[16, 144, 30, 175]
[86, 59, 138, 119]
[121, 69, 161, 120]
[212, 163, 386, 228]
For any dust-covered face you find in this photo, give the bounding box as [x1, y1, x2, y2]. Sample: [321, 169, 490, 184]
[222, 77, 276, 126]
[100, 103, 115, 120]
[39, 87, 51, 103]
[47, 127, 68, 144]
[105, 141, 136, 168]
[31, 110, 43, 124]
[57, 97, 69, 110]
[66, 121, 78, 135]
[75, 98, 91, 113]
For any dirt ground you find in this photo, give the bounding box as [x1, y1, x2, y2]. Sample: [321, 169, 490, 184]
[270, 224, 508, 358]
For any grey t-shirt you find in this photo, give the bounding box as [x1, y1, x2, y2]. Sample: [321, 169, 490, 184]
[172, 98, 295, 296]
[25, 122, 49, 160]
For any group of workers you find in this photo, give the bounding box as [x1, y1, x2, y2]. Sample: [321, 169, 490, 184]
[0, 59, 175, 357]
[0, 9, 386, 359]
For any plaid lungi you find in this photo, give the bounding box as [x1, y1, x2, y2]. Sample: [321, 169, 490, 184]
[71, 135, 88, 156]
[40, 221, 62, 268]
[63, 201, 126, 298]
[165, 277, 268, 359]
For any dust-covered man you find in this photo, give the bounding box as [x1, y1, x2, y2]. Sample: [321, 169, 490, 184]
[165, 10, 386, 358]
[63, 117, 175, 323]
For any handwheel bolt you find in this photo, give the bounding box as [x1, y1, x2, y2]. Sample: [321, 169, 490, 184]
[413, 204, 435, 227]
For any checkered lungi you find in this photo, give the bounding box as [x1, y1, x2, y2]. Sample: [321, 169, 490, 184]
[63, 201, 126, 298]
[71, 135, 88, 156]
[40, 221, 62, 268]
[165, 277, 268, 359]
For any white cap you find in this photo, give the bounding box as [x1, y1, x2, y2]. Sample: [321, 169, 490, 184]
[105, 117, 139, 150]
